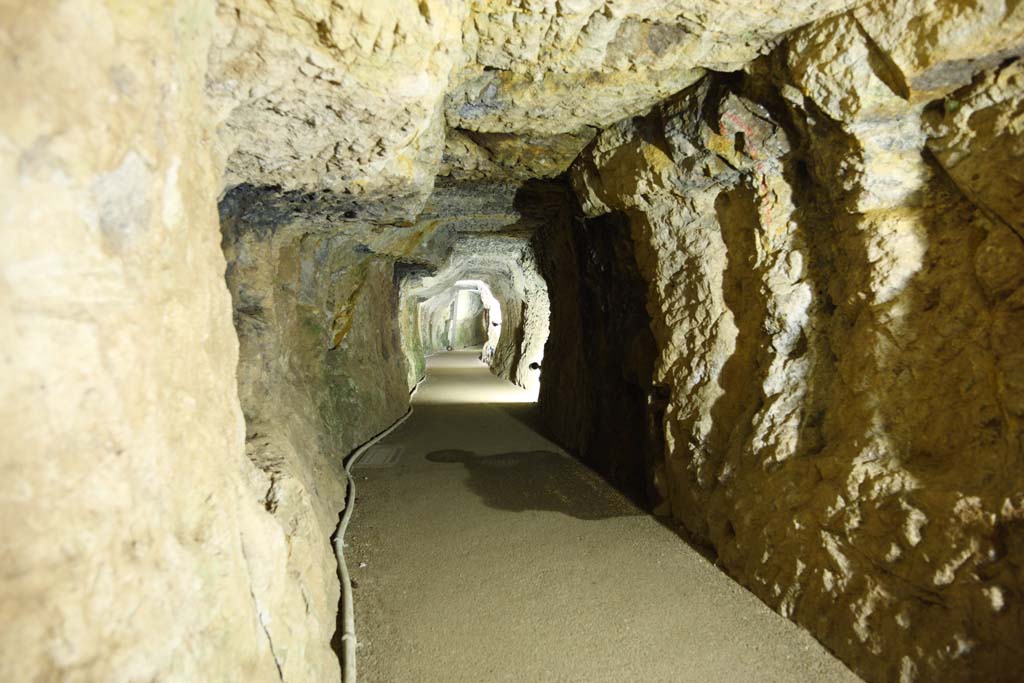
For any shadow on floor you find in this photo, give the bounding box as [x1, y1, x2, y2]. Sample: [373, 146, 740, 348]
[488, 402, 545, 433]
[426, 448, 643, 520]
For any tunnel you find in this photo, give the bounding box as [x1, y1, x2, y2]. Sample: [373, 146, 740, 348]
[4, 2, 1024, 683]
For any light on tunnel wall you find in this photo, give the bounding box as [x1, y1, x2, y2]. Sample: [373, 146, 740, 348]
[455, 279, 502, 362]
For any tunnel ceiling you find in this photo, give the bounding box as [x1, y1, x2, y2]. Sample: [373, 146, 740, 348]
[210, 0, 1022, 283]
[404, 233, 538, 301]
[208, 0, 866, 227]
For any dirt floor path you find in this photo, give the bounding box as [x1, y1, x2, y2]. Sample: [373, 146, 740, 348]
[346, 350, 860, 682]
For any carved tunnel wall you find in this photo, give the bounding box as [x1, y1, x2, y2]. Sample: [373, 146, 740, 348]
[3, 2, 1023, 683]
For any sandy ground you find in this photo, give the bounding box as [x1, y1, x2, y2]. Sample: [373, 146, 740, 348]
[347, 350, 861, 682]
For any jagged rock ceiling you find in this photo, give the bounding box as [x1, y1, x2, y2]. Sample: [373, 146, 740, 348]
[207, 0, 882, 223]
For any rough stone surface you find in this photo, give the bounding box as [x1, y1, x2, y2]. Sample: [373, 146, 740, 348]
[6, 1, 1024, 682]
[208, 0, 467, 222]
[854, 0, 1024, 101]
[927, 58, 1024, 236]
[445, 0, 859, 139]
[1, 2, 288, 681]
[555, 25, 1024, 680]
[441, 127, 597, 181]
[208, 0, 865, 202]
[220, 197, 419, 682]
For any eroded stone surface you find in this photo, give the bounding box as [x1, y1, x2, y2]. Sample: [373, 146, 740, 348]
[6, 1, 1024, 682]
[1, 2, 290, 681]
[538, 206, 662, 504]
[555, 42, 1024, 681]
[854, 0, 1024, 100]
[209, 0, 467, 222]
[209, 0, 865, 201]
[927, 58, 1024, 236]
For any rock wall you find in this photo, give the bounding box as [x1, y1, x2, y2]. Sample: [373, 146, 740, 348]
[0, 2, 296, 680]
[547, 12, 1024, 680]
[208, 0, 467, 222]
[482, 238, 550, 391]
[220, 189, 419, 679]
[6, 1, 1021, 681]
[419, 290, 458, 352]
[452, 291, 488, 348]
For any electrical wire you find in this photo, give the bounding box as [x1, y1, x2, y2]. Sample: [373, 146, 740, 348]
[332, 377, 424, 683]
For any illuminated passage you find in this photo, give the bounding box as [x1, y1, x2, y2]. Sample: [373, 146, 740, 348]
[344, 349, 859, 682]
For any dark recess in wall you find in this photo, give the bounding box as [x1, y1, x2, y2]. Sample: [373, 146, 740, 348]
[536, 201, 662, 508]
